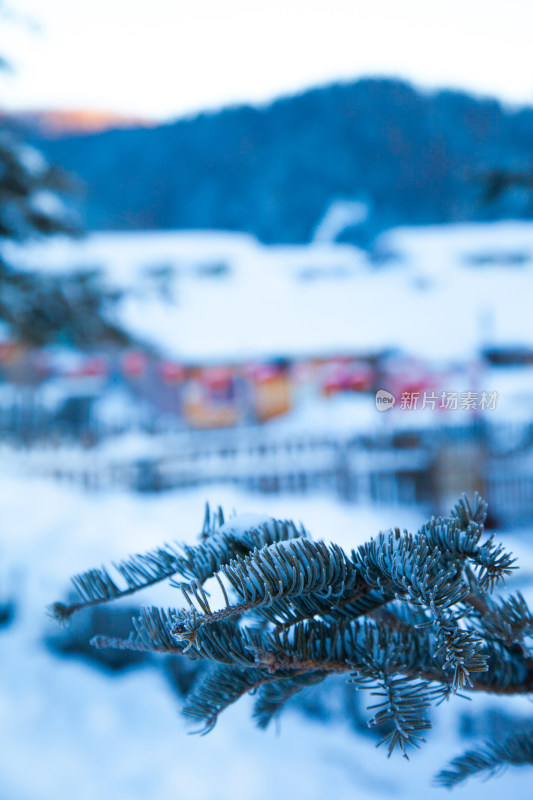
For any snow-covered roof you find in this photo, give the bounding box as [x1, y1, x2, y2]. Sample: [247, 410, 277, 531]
[3, 222, 533, 364]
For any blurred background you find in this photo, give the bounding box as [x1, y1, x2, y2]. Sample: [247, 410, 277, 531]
[1, 2, 533, 799]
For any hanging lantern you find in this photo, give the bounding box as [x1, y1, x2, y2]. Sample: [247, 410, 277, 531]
[122, 350, 148, 378]
[78, 355, 109, 377]
[347, 362, 374, 391]
[322, 361, 351, 396]
[201, 367, 235, 404]
[0, 342, 16, 364]
[160, 360, 185, 383]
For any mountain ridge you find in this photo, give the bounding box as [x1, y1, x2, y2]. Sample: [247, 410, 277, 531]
[25, 78, 533, 243]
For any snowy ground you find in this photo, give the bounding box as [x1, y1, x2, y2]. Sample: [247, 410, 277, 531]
[1, 470, 533, 800]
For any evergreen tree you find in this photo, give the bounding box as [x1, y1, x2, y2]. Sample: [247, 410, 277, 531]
[0, 116, 128, 346]
[0, 11, 127, 348]
[51, 494, 533, 787]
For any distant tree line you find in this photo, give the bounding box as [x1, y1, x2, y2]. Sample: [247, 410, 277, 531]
[29, 78, 533, 244]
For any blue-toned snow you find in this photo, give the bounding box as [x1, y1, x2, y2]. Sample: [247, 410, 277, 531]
[4, 221, 533, 362]
[1, 472, 532, 800]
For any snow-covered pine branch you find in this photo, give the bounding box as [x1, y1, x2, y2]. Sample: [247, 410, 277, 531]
[51, 494, 533, 785]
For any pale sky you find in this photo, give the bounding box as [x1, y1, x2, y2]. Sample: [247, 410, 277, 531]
[1, 0, 533, 121]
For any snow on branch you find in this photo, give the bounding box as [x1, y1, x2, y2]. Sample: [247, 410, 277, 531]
[51, 493, 533, 782]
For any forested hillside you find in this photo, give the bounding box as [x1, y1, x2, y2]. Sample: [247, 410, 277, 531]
[29, 78, 533, 243]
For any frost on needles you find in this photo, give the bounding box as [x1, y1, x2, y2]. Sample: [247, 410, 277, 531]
[50, 495, 533, 787]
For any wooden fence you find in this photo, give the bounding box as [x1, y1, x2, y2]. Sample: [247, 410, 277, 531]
[1, 392, 533, 529]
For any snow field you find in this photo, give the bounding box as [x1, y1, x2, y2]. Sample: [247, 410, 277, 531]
[1, 472, 533, 799]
